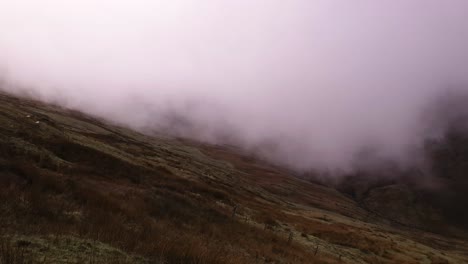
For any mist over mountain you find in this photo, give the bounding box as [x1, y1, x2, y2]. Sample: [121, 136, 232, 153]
[2, 2, 468, 263]
[1, 1, 468, 171]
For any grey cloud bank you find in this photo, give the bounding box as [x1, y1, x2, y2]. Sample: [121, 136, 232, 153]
[1, 0, 468, 170]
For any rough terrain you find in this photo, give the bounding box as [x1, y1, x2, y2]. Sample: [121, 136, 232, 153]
[0, 92, 467, 263]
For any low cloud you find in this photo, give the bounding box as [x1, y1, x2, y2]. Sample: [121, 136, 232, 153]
[1, 0, 468, 171]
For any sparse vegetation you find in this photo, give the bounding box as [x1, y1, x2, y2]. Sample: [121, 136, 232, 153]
[0, 92, 467, 263]
[0, 237, 33, 264]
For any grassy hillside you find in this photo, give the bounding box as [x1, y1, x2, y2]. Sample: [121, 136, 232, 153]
[0, 92, 467, 263]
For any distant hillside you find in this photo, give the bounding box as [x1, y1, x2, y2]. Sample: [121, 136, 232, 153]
[0, 92, 467, 264]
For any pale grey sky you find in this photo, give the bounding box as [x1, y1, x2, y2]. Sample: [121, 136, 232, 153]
[1, 1, 467, 170]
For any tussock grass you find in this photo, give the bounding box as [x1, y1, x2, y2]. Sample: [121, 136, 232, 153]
[0, 93, 466, 264]
[0, 237, 33, 264]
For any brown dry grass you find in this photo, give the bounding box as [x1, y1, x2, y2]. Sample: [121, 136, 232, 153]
[0, 158, 331, 263]
[0, 237, 33, 264]
[0, 92, 467, 264]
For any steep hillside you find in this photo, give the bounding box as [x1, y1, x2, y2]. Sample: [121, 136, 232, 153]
[0, 92, 467, 264]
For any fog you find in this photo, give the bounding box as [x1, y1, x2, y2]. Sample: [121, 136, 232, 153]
[0, 1, 467, 171]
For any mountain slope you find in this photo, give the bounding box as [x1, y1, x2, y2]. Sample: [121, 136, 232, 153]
[0, 92, 467, 264]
